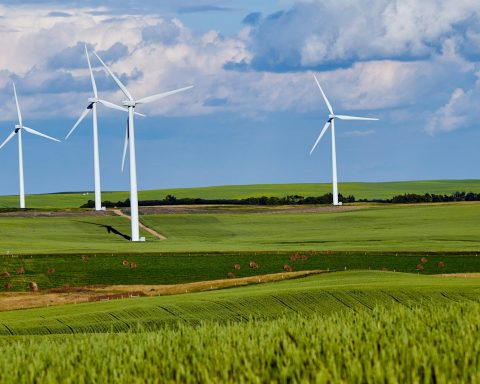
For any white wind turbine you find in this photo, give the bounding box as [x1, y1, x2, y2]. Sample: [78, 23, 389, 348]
[93, 51, 193, 241]
[310, 74, 378, 205]
[0, 83, 60, 208]
[66, 45, 144, 211]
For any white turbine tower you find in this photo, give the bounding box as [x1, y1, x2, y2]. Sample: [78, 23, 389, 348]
[310, 74, 378, 205]
[0, 83, 60, 208]
[66, 45, 143, 211]
[93, 51, 193, 241]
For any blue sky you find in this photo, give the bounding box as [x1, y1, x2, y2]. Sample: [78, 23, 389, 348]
[0, 0, 479, 195]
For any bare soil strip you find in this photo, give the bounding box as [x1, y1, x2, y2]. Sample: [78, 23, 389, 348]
[111, 209, 167, 240]
[435, 273, 480, 278]
[0, 270, 325, 312]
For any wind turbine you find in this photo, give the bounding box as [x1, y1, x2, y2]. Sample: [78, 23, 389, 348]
[65, 45, 144, 211]
[0, 83, 60, 208]
[310, 74, 378, 205]
[93, 51, 193, 241]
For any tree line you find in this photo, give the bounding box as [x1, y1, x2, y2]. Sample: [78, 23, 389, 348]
[80, 191, 480, 208]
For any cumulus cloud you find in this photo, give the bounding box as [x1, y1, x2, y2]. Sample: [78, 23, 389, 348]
[0, 0, 478, 136]
[243, 0, 480, 71]
[426, 83, 480, 135]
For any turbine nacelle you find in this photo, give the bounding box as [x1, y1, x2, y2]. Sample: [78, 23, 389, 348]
[15, 125, 22, 131]
[123, 100, 137, 107]
[87, 97, 98, 103]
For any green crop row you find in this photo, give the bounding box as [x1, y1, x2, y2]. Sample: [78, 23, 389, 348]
[1, 271, 479, 335]
[0, 302, 479, 383]
[1, 252, 479, 292]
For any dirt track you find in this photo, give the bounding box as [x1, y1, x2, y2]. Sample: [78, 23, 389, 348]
[0, 270, 325, 312]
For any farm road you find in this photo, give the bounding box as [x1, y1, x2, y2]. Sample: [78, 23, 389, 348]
[111, 209, 167, 240]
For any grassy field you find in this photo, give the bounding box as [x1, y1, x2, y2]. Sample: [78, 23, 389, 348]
[0, 179, 479, 209]
[0, 203, 479, 254]
[0, 302, 479, 383]
[1, 272, 479, 382]
[0, 271, 479, 335]
[1, 252, 479, 292]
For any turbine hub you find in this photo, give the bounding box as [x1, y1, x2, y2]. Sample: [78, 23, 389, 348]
[88, 97, 98, 103]
[328, 114, 335, 119]
[123, 100, 136, 107]
[15, 124, 22, 130]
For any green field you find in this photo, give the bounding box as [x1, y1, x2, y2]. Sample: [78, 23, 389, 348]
[1, 302, 478, 383]
[1, 252, 479, 291]
[0, 203, 479, 254]
[0, 179, 479, 209]
[0, 271, 479, 334]
[1, 272, 479, 382]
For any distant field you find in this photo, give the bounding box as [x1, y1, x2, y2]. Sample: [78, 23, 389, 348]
[0, 179, 479, 208]
[0, 203, 479, 254]
[1, 252, 479, 292]
[0, 271, 479, 334]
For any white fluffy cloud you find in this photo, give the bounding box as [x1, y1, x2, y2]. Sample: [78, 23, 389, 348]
[0, 1, 478, 135]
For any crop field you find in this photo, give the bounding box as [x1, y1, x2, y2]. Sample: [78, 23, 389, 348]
[1, 252, 479, 291]
[0, 179, 479, 209]
[0, 303, 478, 383]
[0, 271, 479, 334]
[0, 272, 479, 382]
[0, 202, 479, 254]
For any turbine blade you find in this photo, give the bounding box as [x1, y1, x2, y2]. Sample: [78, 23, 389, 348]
[313, 74, 333, 115]
[335, 115, 379, 121]
[122, 119, 129, 172]
[0, 130, 17, 150]
[97, 99, 146, 117]
[136, 85, 194, 104]
[98, 99, 128, 113]
[66, 106, 91, 139]
[93, 51, 133, 101]
[310, 121, 331, 155]
[13, 83, 23, 126]
[22, 126, 61, 143]
[85, 45, 98, 98]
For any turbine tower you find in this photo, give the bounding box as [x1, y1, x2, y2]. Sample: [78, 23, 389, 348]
[66, 45, 142, 211]
[94, 51, 193, 241]
[310, 74, 378, 205]
[0, 83, 60, 208]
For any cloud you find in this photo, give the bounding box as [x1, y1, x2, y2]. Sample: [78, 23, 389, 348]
[242, 12, 262, 26]
[47, 11, 72, 17]
[142, 20, 182, 46]
[426, 83, 480, 135]
[243, 0, 480, 72]
[177, 5, 232, 14]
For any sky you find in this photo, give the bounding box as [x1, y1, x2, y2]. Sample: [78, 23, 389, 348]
[0, 0, 479, 195]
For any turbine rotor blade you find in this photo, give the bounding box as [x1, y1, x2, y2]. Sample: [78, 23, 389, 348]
[136, 85, 194, 104]
[335, 115, 379, 121]
[0, 130, 17, 150]
[85, 45, 98, 98]
[98, 99, 128, 113]
[97, 99, 146, 117]
[22, 126, 61, 143]
[13, 83, 23, 126]
[122, 119, 129, 172]
[313, 74, 333, 115]
[93, 51, 133, 101]
[310, 121, 331, 155]
[66, 106, 91, 139]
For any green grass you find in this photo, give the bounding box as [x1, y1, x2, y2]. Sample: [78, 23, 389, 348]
[1, 252, 480, 291]
[0, 203, 480, 254]
[0, 303, 478, 383]
[0, 179, 479, 208]
[0, 271, 479, 335]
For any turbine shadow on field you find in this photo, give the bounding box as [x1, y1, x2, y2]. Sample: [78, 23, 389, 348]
[76, 220, 131, 241]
